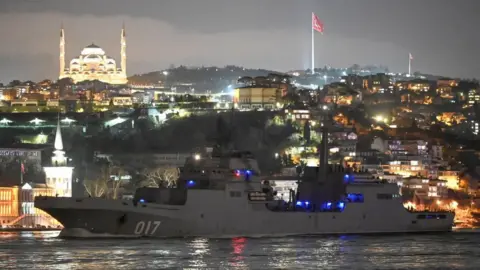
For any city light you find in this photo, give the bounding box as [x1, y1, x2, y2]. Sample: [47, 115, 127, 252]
[0, 118, 12, 125]
[104, 117, 127, 127]
[404, 201, 416, 210]
[29, 118, 45, 125]
[450, 201, 458, 209]
[60, 117, 76, 124]
[373, 115, 388, 123]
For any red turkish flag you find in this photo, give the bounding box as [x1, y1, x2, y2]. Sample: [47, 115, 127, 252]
[312, 13, 324, 33]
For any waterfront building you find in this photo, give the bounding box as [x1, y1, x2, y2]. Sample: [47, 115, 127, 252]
[0, 121, 72, 227]
[0, 183, 61, 227]
[0, 186, 19, 225]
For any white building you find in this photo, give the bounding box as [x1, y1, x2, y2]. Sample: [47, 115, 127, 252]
[398, 177, 448, 200]
[43, 121, 73, 197]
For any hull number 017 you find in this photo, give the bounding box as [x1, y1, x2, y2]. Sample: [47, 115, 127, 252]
[134, 221, 161, 235]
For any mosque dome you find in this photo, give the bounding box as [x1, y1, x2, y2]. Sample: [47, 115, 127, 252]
[86, 44, 100, 49]
[106, 56, 116, 65]
[80, 43, 106, 56]
[59, 27, 128, 85]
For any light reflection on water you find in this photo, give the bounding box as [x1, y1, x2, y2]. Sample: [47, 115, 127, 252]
[0, 231, 478, 269]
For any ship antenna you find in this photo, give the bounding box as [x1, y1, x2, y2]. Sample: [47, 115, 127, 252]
[229, 101, 236, 150]
[319, 112, 332, 182]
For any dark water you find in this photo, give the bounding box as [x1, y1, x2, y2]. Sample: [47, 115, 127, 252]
[0, 230, 479, 269]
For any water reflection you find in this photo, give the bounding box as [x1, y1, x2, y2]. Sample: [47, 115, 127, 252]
[266, 238, 297, 268]
[0, 231, 60, 239]
[229, 237, 247, 269]
[186, 238, 210, 268]
[0, 232, 477, 269]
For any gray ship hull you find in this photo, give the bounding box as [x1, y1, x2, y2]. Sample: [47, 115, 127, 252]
[35, 195, 454, 238]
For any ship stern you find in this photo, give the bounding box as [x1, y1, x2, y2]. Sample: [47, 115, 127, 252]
[410, 211, 455, 233]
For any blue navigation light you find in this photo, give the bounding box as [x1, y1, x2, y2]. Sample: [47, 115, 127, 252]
[187, 180, 195, 187]
[296, 201, 303, 207]
[325, 202, 332, 210]
[139, 199, 145, 203]
[305, 201, 310, 206]
[338, 202, 345, 209]
[245, 170, 252, 175]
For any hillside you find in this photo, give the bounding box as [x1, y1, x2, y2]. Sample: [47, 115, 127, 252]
[128, 65, 286, 91]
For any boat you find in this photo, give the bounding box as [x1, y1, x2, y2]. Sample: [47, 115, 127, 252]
[34, 127, 454, 238]
[34, 153, 454, 238]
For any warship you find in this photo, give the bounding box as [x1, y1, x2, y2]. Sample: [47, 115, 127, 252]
[35, 124, 454, 238]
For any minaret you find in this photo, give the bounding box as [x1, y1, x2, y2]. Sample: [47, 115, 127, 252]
[59, 24, 65, 78]
[52, 119, 66, 165]
[44, 120, 73, 197]
[121, 23, 126, 76]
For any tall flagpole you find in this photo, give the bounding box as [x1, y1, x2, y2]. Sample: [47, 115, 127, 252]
[20, 161, 23, 184]
[408, 54, 411, 76]
[311, 13, 315, 74]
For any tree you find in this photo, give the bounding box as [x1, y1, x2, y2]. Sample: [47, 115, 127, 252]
[83, 162, 125, 198]
[282, 91, 301, 107]
[237, 76, 254, 86]
[141, 167, 179, 188]
[109, 163, 127, 199]
[8, 80, 22, 87]
[83, 177, 107, 197]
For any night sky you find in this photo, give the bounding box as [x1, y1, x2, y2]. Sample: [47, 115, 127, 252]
[0, 0, 478, 83]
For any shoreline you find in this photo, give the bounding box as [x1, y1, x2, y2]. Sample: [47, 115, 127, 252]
[0, 228, 61, 232]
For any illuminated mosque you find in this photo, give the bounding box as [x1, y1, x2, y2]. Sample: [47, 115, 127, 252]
[58, 25, 128, 85]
